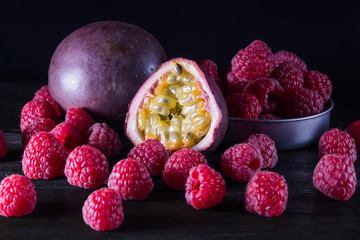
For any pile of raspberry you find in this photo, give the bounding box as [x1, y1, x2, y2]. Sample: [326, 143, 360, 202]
[313, 125, 359, 201]
[3, 83, 223, 230]
[1, 83, 291, 230]
[1, 85, 121, 217]
[201, 40, 333, 119]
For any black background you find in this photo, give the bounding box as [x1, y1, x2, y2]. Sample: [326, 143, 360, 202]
[1, 1, 360, 239]
[1, 0, 360, 102]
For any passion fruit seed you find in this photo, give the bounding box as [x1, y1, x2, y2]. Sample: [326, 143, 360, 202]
[173, 63, 183, 75]
[137, 63, 211, 150]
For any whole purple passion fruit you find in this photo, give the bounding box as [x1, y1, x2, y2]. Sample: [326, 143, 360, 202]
[125, 57, 228, 153]
[48, 21, 166, 125]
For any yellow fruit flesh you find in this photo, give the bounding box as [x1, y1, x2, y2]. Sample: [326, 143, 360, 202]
[137, 63, 211, 150]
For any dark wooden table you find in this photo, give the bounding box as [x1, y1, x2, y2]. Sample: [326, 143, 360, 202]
[0, 81, 359, 239]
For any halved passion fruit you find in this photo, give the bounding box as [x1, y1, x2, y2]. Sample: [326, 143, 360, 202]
[125, 58, 228, 152]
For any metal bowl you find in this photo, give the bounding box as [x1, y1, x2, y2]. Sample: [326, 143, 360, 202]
[222, 100, 334, 151]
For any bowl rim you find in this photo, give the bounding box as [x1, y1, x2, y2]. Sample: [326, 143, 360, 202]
[228, 99, 334, 123]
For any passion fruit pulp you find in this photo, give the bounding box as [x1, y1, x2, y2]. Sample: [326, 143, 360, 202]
[125, 58, 228, 153]
[48, 21, 166, 126]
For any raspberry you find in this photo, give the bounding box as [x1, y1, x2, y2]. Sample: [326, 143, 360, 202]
[82, 188, 124, 231]
[22, 131, 66, 179]
[21, 118, 56, 146]
[86, 123, 122, 159]
[244, 171, 288, 217]
[163, 148, 208, 191]
[65, 107, 94, 136]
[273, 50, 308, 73]
[198, 59, 218, 82]
[244, 134, 278, 169]
[108, 158, 153, 200]
[231, 40, 274, 81]
[243, 78, 284, 113]
[221, 143, 263, 182]
[33, 85, 64, 117]
[303, 70, 332, 102]
[65, 145, 109, 189]
[226, 71, 249, 93]
[185, 164, 226, 210]
[319, 129, 357, 163]
[20, 99, 58, 132]
[270, 61, 304, 90]
[50, 122, 84, 155]
[127, 139, 168, 176]
[313, 154, 356, 201]
[0, 130, 7, 158]
[0, 174, 37, 217]
[226, 92, 262, 119]
[280, 87, 324, 118]
[346, 120, 360, 152]
[259, 113, 281, 120]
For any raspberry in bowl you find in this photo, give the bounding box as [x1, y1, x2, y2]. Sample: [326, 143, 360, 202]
[222, 40, 334, 150]
[223, 99, 333, 150]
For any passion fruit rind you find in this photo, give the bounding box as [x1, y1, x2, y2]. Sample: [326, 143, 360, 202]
[125, 57, 228, 153]
[48, 21, 166, 126]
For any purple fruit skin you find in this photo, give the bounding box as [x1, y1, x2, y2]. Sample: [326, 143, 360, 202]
[48, 21, 166, 126]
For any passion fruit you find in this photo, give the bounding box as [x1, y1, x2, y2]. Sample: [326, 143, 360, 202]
[125, 58, 228, 153]
[48, 21, 166, 125]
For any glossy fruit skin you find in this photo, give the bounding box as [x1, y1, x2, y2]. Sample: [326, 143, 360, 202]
[48, 21, 166, 125]
[125, 57, 228, 153]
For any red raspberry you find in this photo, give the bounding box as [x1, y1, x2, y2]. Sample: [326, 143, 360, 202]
[346, 120, 360, 152]
[259, 113, 281, 120]
[303, 70, 332, 102]
[82, 188, 124, 231]
[108, 158, 153, 200]
[319, 129, 357, 163]
[65, 145, 109, 189]
[22, 131, 66, 179]
[221, 143, 263, 182]
[243, 78, 284, 113]
[0, 174, 37, 217]
[163, 148, 208, 191]
[65, 107, 94, 136]
[273, 50, 308, 73]
[22, 118, 56, 146]
[185, 164, 226, 210]
[270, 61, 304, 90]
[51, 122, 84, 155]
[198, 59, 218, 82]
[313, 154, 356, 201]
[245, 171, 288, 217]
[244, 134, 278, 169]
[86, 123, 122, 159]
[127, 139, 168, 176]
[280, 87, 324, 118]
[226, 92, 262, 119]
[226, 71, 249, 93]
[33, 85, 64, 117]
[231, 40, 274, 81]
[20, 99, 58, 132]
[0, 130, 7, 158]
